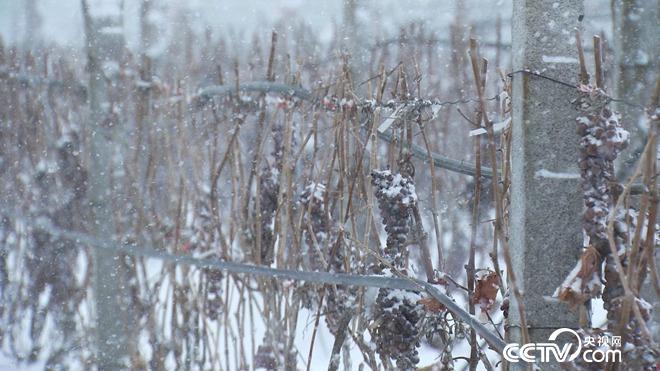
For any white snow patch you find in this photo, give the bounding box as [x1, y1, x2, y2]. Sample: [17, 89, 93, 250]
[0, 354, 45, 371]
[469, 117, 511, 137]
[542, 55, 578, 64]
[534, 169, 581, 179]
[553, 260, 584, 298]
[377, 105, 403, 133]
[591, 297, 607, 328]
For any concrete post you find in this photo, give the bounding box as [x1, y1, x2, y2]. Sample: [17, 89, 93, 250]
[613, 0, 658, 177]
[23, 0, 42, 49]
[612, 0, 660, 342]
[341, 0, 367, 82]
[82, 1, 133, 369]
[509, 0, 583, 368]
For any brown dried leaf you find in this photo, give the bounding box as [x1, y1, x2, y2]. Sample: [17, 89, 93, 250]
[577, 247, 600, 288]
[555, 246, 602, 309]
[418, 297, 446, 313]
[472, 271, 500, 312]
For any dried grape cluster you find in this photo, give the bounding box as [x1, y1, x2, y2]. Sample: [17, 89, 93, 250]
[372, 289, 423, 369]
[254, 331, 296, 371]
[254, 343, 277, 371]
[297, 182, 359, 334]
[369, 169, 423, 370]
[570, 85, 657, 368]
[9, 128, 89, 364]
[575, 85, 631, 311]
[186, 199, 216, 251]
[324, 236, 359, 335]
[370, 169, 417, 268]
[30, 153, 85, 307]
[601, 209, 634, 318]
[575, 84, 629, 252]
[181, 199, 225, 318]
[257, 120, 294, 265]
[296, 182, 328, 309]
[299, 182, 328, 271]
[259, 165, 279, 265]
[202, 267, 223, 318]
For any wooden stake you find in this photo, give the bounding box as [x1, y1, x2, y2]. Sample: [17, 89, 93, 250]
[594, 35, 604, 89]
[575, 28, 589, 85]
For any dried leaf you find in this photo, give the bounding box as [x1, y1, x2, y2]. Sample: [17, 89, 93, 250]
[472, 271, 500, 312]
[418, 297, 446, 313]
[554, 246, 601, 309]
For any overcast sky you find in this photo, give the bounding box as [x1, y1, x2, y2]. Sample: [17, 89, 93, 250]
[0, 0, 614, 53]
[0, 0, 507, 48]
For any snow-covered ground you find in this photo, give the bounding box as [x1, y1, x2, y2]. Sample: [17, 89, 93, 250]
[0, 354, 44, 371]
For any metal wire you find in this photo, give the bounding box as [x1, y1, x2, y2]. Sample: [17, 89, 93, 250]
[2, 209, 508, 353]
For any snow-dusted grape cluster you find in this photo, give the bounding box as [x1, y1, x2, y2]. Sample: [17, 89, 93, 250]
[257, 120, 296, 265]
[30, 152, 84, 307]
[202, 267, 223, 318]
[259, 165, 279, 265]
[369, 169, 422, 370]
[180, 199, 225, 318]
[575, 85, 632, 313]
[185, 200, 216, 251]
[575, 85, 629, 252]
[372, 289, 423, 369]
[296, 182, 328, 309]
[7, 127, 89, 363]
[602, 208, 635, 312]
[254, 331, 297, 370]
[254, 343, 278, 371]
[297, 182, 359, 334]
[572, 85, 658, 368]
[324, 237, 359, 335]
[370, 169, 417, 268]
[575, 85, 631, 304]
[299, 182, 327, 271]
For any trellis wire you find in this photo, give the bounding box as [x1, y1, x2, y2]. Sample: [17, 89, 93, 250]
[2, 209, 508, 353]
[2, 67, 649, 185]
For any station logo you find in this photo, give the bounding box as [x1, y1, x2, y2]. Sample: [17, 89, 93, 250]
[503, 328, 622, 363]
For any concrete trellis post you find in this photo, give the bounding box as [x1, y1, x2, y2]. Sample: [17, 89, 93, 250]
[612, 0, 658, 177]
[82, 0, 133, 369]
[23, 0, 42, 49]
[612, 0, 660, 343]
[509, 0, 583, 368]
[341, 0, 367, 82]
